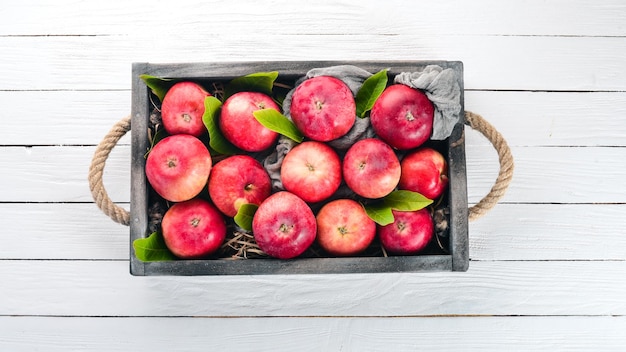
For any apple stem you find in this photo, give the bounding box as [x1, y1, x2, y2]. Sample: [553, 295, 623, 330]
[279, 223, 293, 233]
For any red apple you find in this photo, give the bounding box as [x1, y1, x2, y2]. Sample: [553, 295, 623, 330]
[145, 134, 212, 202]
[289, 76, 356, 142]
[370, 84, 434, 150]
[399, 147, 449, 200]
[252, 191, 317, 259]
[342, 138, 401, 199]
[219, 91, 280, 152]
[161, 81, 210, 137]
[316, 199, 376, 256]
[280, 141, 342, 203]
[208, 155, 272, 217]
[161, 198, 227, 259]
[378, 208, 434, 255]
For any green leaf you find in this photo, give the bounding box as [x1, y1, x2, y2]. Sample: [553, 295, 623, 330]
[224, 71, 279, 100]
[140, 74, 174, 102]
[355, 69, 388, 118]
[253, 108, 304, 143]
[202, 96, 240, 155]
[363, 202, 395, 226]
[234, 203, 259, 231]
[363, 190, 433, 226]
[383, 190, 433, 211]
[132, 232, 176, 262]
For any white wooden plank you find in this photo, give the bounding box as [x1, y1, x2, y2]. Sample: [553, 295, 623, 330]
[3, 203, 624, 261]
[469, 204, 626, 260]
[0, 203, 128, 260]
[1, 35, 626, 91]
[1, 316, 625, 352]
[2, 0, 626, 37]
[0, 145, 131, 203]
[2, 145, 624, 204]
[4, 90, 625, 147]
[1, 90, 131, 146]
[466, 146, 626, 204]
[0, 260, 624, 317]
[464, 91, 626, 147]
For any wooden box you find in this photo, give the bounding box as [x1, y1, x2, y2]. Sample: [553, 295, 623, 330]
[130, 61, 468, 275]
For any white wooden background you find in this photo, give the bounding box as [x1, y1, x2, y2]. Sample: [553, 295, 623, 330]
[1, 1, 625, 350]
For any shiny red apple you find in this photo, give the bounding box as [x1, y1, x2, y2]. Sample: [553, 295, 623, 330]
[161, 81, 210, 137]
[145, 134, 212, 202]
[316, 199, 376, 256]
[289, 76, 356, 142]
[281, 141, 342, 203]
[342, 138, 401, 199]
[252, 191, 317, 259]
[208, 155, 272, 217]
[370, 84, 434, 150]
[399, 147, 449, 200]
[220, 91, 280, 152]
[161, 198, 227, 259]
[378, 208, 434, 255]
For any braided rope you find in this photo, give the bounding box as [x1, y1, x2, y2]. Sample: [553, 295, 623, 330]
[465, 111, 514, 221]
[88, 116, 131, 226]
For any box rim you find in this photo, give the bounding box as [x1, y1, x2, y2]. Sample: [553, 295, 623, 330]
[130, 60, 468, 276]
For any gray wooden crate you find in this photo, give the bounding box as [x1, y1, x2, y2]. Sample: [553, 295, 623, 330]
[130, 61, 468, 276]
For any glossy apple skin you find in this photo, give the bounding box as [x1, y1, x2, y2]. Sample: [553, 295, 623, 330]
[399, 147, 449, 200]
[161, 81, 210, 137]
[161, 198, 227, 259]
[281, 141, 342, 203]
[208, 155, 272, 217]
[252, 191, 317, 259]
[378, 208, 434, 255]
[145, 134, 212, 202]
[370, 84, 434, 150]
[316, 199, 376, 256]
[219, 92, 280, 152]
[289, 76, 356, 142]
[342, 138, 401, 199]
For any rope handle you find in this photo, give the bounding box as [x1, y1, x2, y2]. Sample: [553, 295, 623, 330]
[88, 115, 131, 226]
[88, 111, 513, 225]
[465, 111, 514, 221]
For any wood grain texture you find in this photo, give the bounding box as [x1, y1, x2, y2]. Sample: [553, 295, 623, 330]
[1, 316, 625, 352]
[1, 260, 624, 317]
[0, 203, 128, 260]
[464, 91, 626, 147]
[1, 90, 131, 146]
[1, 35, 625, 91]
[469, 204, 626, 260]
[1, 1, 625, 349]
[2, 0, 625, 37]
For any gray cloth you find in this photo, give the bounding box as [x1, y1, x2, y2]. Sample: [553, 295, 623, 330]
[394, 65, 462, 140]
